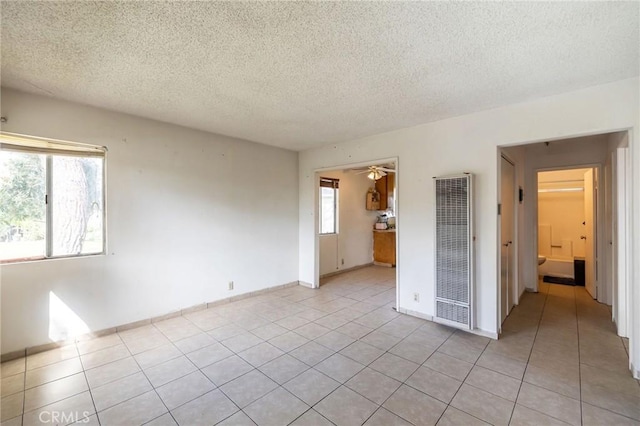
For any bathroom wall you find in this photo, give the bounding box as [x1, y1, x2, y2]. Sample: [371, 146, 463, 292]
[538, 169, 590, 259]
[521, 135, 609, 292]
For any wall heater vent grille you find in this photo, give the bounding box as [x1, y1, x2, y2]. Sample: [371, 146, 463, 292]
[436, 300, 469, 325]
[434, 174, 474, 329]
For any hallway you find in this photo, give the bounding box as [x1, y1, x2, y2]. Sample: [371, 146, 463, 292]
[495, 282, 639, 424]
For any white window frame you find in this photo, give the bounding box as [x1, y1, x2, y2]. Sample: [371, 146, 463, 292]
[319, 177, 339, 235]
[0, 132, 107, 263]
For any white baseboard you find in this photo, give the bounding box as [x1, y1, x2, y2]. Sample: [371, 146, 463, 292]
[397, 307, 433, 321]
[320, 262, 374, 278]
[1, 280, 301, 362]
[397, 307, 498, 340]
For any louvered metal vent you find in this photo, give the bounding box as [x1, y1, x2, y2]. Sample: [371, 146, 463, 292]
[434, 174, 474, 329]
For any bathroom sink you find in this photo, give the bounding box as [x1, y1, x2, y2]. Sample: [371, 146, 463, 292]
[538, 256, 547, 265]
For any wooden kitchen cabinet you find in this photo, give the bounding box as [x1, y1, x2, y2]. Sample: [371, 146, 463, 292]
[366, 190, 381, 210]
[373, 230, 396, 267]
[375, 174, 395, 211]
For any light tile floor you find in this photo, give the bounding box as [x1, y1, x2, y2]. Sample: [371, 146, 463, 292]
[2, 267, 638, 425]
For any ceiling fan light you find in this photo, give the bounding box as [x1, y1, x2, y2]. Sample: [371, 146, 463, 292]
[368, 170, 384, 180]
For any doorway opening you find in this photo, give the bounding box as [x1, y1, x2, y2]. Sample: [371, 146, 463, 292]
[537, 167, 598, 297]
[315, 159, 398, 309]
[498, 131, 631, 339]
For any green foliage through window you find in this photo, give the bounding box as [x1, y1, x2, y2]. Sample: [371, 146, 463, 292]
[0, 149, 105, 262]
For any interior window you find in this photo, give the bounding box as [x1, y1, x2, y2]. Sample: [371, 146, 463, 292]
[319, 177, 339, 234]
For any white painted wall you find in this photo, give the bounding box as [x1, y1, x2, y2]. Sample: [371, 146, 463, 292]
[319, 234, 339, 276]
[319, 170, 377, 275]
[298, 78, 639, 348]
[0, 88, 299, 354]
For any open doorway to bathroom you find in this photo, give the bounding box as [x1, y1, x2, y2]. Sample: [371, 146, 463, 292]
[498, 131, 631, 334]
[537, 167, 598, 297]
[496, 131, 634, 382]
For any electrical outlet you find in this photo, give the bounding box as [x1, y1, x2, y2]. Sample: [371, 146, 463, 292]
[228, 281, 234, 291]
[413, 293, 419, 302]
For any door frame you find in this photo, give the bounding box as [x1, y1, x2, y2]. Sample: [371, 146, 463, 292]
[613, 145, 631, 337]
[583, 168, 597, 298]
[313, 156, 400, 310]
[498, 153, 517, 330]
[533, 164, 602, 296]
[495, 129, 634, 377]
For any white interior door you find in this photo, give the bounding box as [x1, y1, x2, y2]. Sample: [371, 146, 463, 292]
[500, 157, 515, 323]
[584, 168, 597, 298]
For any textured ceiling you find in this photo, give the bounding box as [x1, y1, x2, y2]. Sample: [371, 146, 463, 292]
[2, 2, 638, 150]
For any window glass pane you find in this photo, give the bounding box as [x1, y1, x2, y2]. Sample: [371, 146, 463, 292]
[320, 187, 335, 234]
[51, 156, 103, 256]
[0, 151, 46, 260]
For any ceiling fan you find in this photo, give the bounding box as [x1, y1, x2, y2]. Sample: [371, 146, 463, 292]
[352, 165, 395, 180]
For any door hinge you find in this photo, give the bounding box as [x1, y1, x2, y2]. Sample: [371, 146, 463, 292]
[497, 203, 502, 215]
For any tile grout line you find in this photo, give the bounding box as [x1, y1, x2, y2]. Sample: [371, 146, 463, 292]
[3, 271, 395, 425]
[519, 285, 635, 425]
[147, 308, 307, 421]
[506, 280, 550, 425]
[21, 357, 26, 426]
[574, 285, 583, 426]
[222, 327, 356, 424]
[75, 343, 102, 425]
[10, 289, 469, 425]
[437, 332, 497, 425]
[147, 318, 315, 425]
[359, 324, 460, 426]
[120, 328, 182, 426]
[18, 353, 95, 423]
[245, 304, 430, 425]
[198, 295, 479, 426]
[150, 322, 253, 425]
[514, 284, 596, 425]
[286, 406, 335, 426]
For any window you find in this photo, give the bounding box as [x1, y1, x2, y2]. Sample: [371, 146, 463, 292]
[0, 132, 106, 262]
[319, 177, 339, 234]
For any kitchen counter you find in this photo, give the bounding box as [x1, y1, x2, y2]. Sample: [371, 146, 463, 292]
[373, 228, 396, 233]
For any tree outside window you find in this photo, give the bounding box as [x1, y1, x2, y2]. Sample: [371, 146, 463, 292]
[0, 135, 105, 262]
